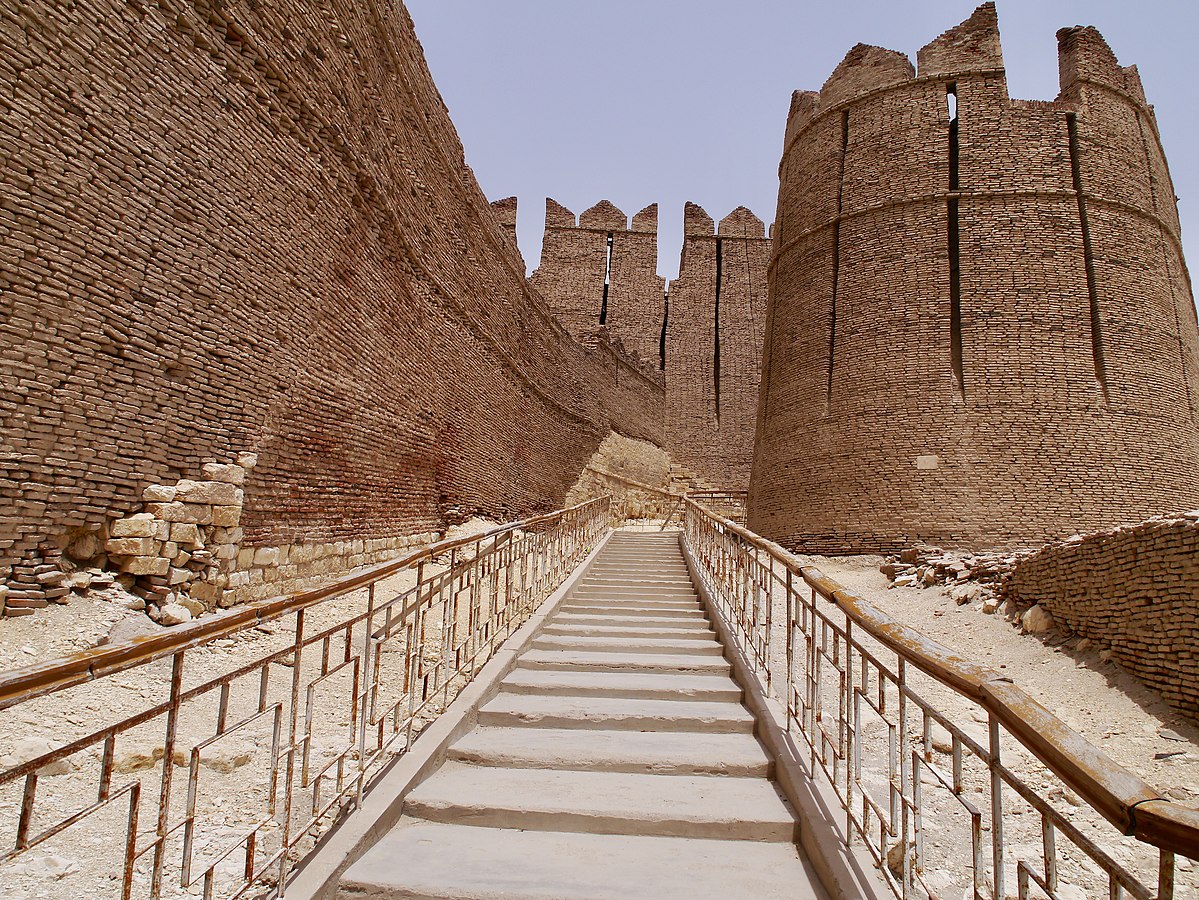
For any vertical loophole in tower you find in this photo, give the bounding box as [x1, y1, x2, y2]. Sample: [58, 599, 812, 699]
[599, 231, 613, 325]
[827, 110, 849, 407]
[1067, 113, 1109, 402]
[713, 238, 723, 424]
[659, 287, 669, 371]
[947, 84, 964, 399]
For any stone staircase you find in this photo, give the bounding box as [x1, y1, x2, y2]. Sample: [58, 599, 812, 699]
[337, 531, 827, 899]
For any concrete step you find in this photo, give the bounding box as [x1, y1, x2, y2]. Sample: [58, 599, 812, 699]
[531, 635, 724, 656]
[498, 669, 742, 701]
[583, 573, 694, 586]
[477, 693, 754, 732]
[339, 822, 826, 899]
[578, 584, 696, 597]
[448, 727, 773, 776]
[558, 603, 707, 618]
[553, 611, 709, 627]
[542, 622, 717, 640]
[401, 762, 799, 841]
[518, 649, 732, 675]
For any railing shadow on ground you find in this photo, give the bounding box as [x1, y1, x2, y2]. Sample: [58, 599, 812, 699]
[682, 498, 1199, 900]
[0, 497, 610, 900]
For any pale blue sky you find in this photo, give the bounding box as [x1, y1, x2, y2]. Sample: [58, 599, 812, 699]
[407, 1, 1199, 281]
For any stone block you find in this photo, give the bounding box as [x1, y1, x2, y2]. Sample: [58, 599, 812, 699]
[170, 522, 203, 546]
[110, 514, 158, 538]
[106, 536, 158, 556]
[189, 581, 223, 605]
[122, 556, 170, 577]
[211, 506, 241, 527]
[175, 480, 240, 505]
[253, 546, 281, 567]
[142, 484, 177, 502]
[168, 567, 192, 585]
[201, 463, 245, 485]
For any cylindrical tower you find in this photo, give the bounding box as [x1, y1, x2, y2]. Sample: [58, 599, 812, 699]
[749, 3, 1199, 552]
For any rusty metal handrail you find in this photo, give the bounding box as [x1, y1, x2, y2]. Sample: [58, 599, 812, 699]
[682, 497, 1197, 898]
[0, 496, 611, 899]
[0, 499, 604, 712]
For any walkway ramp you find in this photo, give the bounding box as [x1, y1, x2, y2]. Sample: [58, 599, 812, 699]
[337, 531, 828, 899]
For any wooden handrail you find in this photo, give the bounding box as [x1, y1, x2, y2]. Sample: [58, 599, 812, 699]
[683, 497, 1199, 858]
[0, 497, 610, 711]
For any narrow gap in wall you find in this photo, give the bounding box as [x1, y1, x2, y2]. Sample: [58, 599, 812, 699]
[948, 200, 964, 399]
[1067, 113, 1109, 402]
[827, 109, 849, 407]
[947, 84, 964, 399]
[599, 231, 613, 325]
[947, 84, 959, 191]
[713, 238, 723, 424]
[659, 286, 669, 371]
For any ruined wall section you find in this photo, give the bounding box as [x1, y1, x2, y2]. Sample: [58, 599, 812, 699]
[530, 200, 666, 367]
[750, 3, 1199, 552]
[0, 0, 663, 609]
[1005, 513, 1199, 720]
[666, 205, 771, 489]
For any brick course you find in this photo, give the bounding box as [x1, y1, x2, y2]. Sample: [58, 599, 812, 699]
[749, 3, 1199, 553]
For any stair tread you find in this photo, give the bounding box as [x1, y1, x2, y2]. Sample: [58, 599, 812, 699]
[518, 649, 731, 673]
[479, 693, 753, 731]
[449, 726, 772, 775]
[402, 762, 797, 840]
[499, 668, 741, 700]
[339, 821, 828, 900]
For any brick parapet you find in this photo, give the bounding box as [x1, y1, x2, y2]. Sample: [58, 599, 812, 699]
[1004, 514, 1199, 720]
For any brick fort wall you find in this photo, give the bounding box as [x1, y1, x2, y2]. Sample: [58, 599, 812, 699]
[749, 3, 1199, 553]
[0, 0, 664, 592]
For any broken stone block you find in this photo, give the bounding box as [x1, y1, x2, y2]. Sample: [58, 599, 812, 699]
[210, 505, 241, 527]
[237, 452, 258, 470]
[142, 484, 177, 502]
[188, 581, 222, 605]
[106, 536, 158, 556]
[201, 463, 246, 485]
[159, 603, 193, 626]
[146, 502, 212, 524]
[168, 567, 192, 585]
[178, 595, 206, 617]
[110, 513, 158, 538]
[123, 556, 170, 577]
[1022, 604, 1055, 634]
[170, 522, 203, 546]
[174, 480, 240, 505]
[0, 737, 75, 776]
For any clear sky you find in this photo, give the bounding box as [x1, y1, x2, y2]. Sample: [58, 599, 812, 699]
[406, 1, 1199, 281]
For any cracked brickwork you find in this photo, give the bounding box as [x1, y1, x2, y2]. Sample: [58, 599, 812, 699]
[0, 0, 663, 608]
[750, 3, 1199, 553]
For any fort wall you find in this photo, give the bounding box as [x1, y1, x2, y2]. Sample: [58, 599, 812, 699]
[1004, 513, 1199, 721]
[665, 205, 772, 489]
[749, 3, 1199, 553]
[0, 0, 662, 612]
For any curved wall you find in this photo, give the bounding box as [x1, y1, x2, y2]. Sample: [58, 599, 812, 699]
[749, 3, 1199, 552]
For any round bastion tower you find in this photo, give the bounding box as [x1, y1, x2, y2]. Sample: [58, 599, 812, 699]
[748, 3, 1199, 552]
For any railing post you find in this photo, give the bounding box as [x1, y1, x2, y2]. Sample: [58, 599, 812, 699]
[989, 714, 1005, 900]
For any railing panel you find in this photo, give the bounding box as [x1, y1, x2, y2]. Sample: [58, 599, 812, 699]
[0, 497, 609, 899]
[683, 498, 1197, 900]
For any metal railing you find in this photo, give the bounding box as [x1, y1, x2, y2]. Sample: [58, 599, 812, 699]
[0, 496, 609, 899]
[683, 498, 1199, 900]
